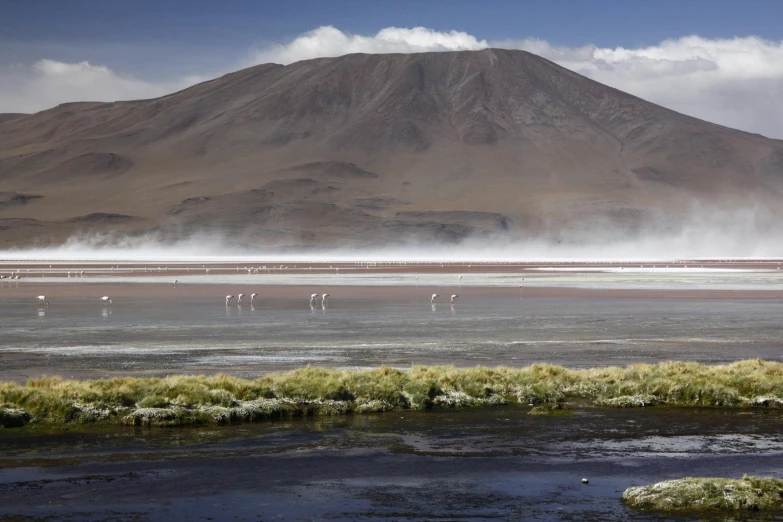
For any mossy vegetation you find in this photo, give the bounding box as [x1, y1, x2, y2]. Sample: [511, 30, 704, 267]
[1, 359, 783, 428]
[527, 401, 571, 416]
[623, 475, 783, 513]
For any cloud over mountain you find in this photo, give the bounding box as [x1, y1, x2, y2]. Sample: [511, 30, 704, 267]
[505, 35, 783, 139]
[1, 27, 783, 138]
[247, 26, 488, 65]
[0, 59, 204, 114]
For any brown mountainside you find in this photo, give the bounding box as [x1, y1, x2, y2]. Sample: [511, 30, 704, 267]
[1, 49, 782, 247]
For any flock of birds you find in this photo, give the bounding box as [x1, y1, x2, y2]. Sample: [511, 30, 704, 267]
[35, 295, 111, 307]
[34, 292, 461, 308]
[30, 271, 466, 309]
[432, 293, 459, 304]
[309, 293, 329, 307]
[224, 292, 259, 306]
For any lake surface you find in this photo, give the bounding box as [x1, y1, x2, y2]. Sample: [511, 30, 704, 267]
[3, 263, 783, 520]
[2, 288, 783, 380]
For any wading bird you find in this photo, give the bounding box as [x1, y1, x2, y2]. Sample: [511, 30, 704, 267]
[431, 293, 439, 304]
[237, 293, 246, 305]
[450, 294, 458, 304]
[36, 295, 49, 307]
[250, 293, 258, 305]
[310, 293, 319, 306]
[321, 293, 329, 304]
[225, 295, 234, 306]
[100, 296, 112, 305]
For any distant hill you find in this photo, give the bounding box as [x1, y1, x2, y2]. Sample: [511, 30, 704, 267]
[0, 113, 28, 123]
[1, 49, 781, 248]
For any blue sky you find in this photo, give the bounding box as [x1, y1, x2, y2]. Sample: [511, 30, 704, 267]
[4, 0, 783, 45]
[3, 0, 782, 76]
[2, 0, 783, 137]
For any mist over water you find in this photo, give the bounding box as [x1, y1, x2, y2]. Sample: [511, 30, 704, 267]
[1, 219, 782, 262]
[0, 202, 781, 262]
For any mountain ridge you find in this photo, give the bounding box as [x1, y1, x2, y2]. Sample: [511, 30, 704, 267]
[1, 49, 781, 248]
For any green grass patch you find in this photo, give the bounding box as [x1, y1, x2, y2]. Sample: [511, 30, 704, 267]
[1, 359, 783, 428]
[623, 475, 783, 512]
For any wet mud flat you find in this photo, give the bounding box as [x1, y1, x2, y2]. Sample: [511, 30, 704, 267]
[2, 405, 783, 521]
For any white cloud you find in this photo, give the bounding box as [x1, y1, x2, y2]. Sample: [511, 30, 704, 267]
[2, 27, 783, 139]
[247, 26, 488, 65]
[0, 59, 204, 114]
[491, 35, 783, 139]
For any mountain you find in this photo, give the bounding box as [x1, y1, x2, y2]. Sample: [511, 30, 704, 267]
[0, 114, 28, 123]
[1, 49, 782, 248]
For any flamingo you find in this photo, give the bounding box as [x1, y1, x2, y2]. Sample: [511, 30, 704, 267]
[250, 293, 258, 305]
[430, 293, 439, 304]
[225, 295, 234, 306]
[100, 296, 112, 305]
[310, 293, 319, 306]
[173, 279, 178, 286]
[36, 295, 49, 307]
[237, 293, 246, 305]
[321, 293, 329, 304]
[450, 294, 458, 304]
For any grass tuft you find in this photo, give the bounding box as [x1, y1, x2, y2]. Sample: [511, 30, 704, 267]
[528, 402, 571, 416]
[2, 360, 783, 428]
[0, 407, 31, 428]
[623, 475, 783, 512]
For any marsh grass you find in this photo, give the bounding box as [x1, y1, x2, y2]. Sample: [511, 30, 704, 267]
[528, 401, 572, 416]
[623, 475, 783, 512]
[2, 360, 783, 428]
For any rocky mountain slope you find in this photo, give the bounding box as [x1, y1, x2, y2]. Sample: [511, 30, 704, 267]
[1, 49, 781, 248]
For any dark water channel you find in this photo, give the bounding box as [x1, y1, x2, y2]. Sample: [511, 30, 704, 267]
[2, 405, 783, 521]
